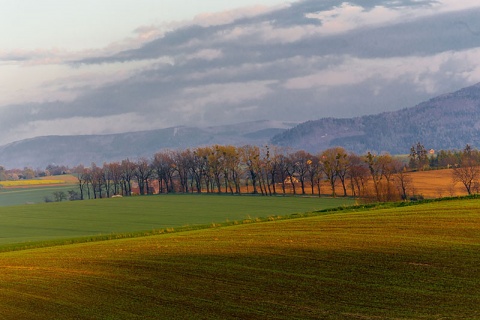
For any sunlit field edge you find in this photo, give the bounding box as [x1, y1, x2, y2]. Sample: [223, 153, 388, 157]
[0, 194, 354, 251]
[0, 198, 478, 319]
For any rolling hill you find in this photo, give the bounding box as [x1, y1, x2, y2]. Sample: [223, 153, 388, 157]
[271, 82, 480, 154]
[0, 198, 479, 319]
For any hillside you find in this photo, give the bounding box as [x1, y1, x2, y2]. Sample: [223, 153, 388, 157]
[272, 82, 480, 154]
[0, 196, 351, 242]
[0, 120, 295, 168]
[0, 199, 478, 319]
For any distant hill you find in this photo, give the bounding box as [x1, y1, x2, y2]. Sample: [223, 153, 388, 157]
[0, 120, 296, 169]
[271, 82, 480, 154]
[3, 83, 480, 169]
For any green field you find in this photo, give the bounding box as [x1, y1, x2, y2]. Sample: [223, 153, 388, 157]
[0, 194, 353, 248]
[0, 197, 478, 319]
[0, 185, 77, 207]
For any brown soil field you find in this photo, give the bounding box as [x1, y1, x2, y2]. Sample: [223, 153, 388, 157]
[407, 168, 466, 198]
[277, 168, 468, 199]
[6, 171, 466, 199]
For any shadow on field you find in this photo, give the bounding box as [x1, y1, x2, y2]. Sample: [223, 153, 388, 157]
[1, 214, 479, 320]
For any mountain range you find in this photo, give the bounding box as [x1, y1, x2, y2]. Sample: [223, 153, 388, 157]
[1, 83, 480, 169]
[272, 82, 480, 154]
[0, 120, 296, 169]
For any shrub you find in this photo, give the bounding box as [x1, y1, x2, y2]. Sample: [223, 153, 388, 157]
[409, 194, 425, 202]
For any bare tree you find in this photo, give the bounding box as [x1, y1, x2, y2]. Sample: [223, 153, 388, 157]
[239, 145, 261, 194]
[365, 153, 398, 201]
[275, 153, 290, 195]
[101, 162, 113, 198]
[266, 146, 282, 195]
[173, 150, 192, 193]
[134, 158, 153, 195]
[394, 165, 413, 201]
[320, 147, 347, 197]
[335, 148, 350, 197]
[88, 163, 104, 199]
[347, 154, 369, 198]
[152, 151, 176, 194]
[306, 155, 321, 196]
[452, 145, 480, 195]
[220, 145, 242, 194]
[208, 145, 225, 194]
[292, 150, 311, 195]
[260, 145, 273, 196]
[120, 159, 136, 196]
[285, 152, 298, 195]
[73, 164, 88, 200]
[107, 162, 123, 196]
[199, 146, 216, 193]
[191, 148, 208, 193]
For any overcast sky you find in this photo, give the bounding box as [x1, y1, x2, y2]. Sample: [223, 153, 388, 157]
[1, 0, 480, 145]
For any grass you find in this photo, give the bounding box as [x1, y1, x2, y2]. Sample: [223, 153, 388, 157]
[0, 194, 354, 249]
[0, 198, 478, 319]
[0, 185, 77, 207]
[0, 174, 77, 207]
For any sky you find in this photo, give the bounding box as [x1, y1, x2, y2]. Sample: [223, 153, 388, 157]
[1, 0, 480, 145]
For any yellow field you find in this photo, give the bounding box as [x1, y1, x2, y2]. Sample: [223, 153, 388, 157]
[0, 180, 66, 187]
[38, 174, 78, 183]
[0, 175, 77, 188]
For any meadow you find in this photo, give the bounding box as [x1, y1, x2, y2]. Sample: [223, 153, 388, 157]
[0, 194, 353, 249]
[0, 197, 478, 319]
[0, 185, 76, 207]
[0, 175, 77, 207]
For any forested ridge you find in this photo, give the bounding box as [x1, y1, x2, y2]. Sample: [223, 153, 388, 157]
[272, 82, 480, 154]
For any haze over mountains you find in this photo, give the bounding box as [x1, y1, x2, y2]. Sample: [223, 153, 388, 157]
[2, 83, 480, 168]
[0, 121, 297, 168]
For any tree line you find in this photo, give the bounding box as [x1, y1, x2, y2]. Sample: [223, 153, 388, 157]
[72, 145, 425, 202]
[3, 143, 480, 202]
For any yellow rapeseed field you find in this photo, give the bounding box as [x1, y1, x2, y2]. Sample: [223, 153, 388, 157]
[0, 180, 65, 187]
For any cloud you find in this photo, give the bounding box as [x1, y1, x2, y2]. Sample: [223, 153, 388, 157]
[191, 4, 290, 28]
[75, 1, 480, 67]
[185, 49, 223, 61]
[215, 22, 324, 45]
[0, 48, 79, 65]
[2, 0, 480, 146]
[172, 80, 275, 123]
[305, 3, 426, 34]
[284, 48, 480, 92]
